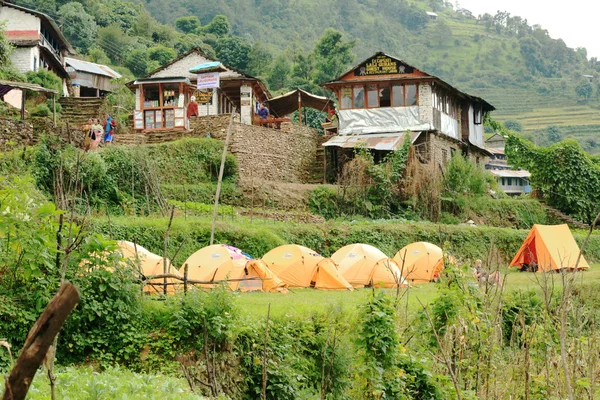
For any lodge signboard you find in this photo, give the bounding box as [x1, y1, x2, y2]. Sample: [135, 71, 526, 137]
[354, 54, 414, 76]
[194, 89, 213, 104]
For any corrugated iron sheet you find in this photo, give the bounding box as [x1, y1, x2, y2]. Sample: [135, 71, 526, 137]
[323, 132, 421, 151]
[489, 169, 531, 178]
[65, 58, 121, 79]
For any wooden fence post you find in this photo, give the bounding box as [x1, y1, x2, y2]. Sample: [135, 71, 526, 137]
[2, 283, 80, 400]
[184, 263, 189, 295]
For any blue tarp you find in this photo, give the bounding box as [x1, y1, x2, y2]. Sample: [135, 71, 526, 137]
[189, 62, 225, 73]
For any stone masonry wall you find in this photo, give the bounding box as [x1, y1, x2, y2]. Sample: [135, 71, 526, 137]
[229, 123, 318, 183]
[0, 118, 34, 150]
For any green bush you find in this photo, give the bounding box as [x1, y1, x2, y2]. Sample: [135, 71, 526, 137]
[30, 103, 51, 117]
[26, 69, 63, 95]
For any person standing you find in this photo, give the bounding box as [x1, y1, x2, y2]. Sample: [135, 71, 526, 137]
[187, 95, 199, 118]
[82, 118, 93, 151]
[258, 103, 269, 120]
[90, 118, 103, 150]
[103, 113, 116, 144]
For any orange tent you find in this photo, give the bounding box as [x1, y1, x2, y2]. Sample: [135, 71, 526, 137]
[331, 243, 407, 288]
[181, 244, 286, 292]
[262, 244, 353, 290]
[509, 224, 589, 272]
[117, 241, 181, 294]
[393, 242, 444, 283]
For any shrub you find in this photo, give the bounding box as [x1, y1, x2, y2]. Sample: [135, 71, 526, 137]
[30, 103, 51, 117]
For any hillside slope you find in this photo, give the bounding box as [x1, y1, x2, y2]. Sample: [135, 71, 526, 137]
[142, 0, 600, 152]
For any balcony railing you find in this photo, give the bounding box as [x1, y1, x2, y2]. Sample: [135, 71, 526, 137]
[40, 35, 61, 62]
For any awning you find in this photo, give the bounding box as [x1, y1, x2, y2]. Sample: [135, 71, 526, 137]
[0, 80, 58, 97]
[132, 77, 192, 86]
[189, 62, 227, 74]
[266, 88, 332, 117]
[323, 132, 421, 151]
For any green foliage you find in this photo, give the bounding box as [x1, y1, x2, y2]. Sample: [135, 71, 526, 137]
[125, 49, 150, 76]
[175, 16, 202, 34]
[313, 28, 356, 83]
[444, 155, 493, 197]
[25, 69, 62, 94]
[267, 55, 290, 91]
[576, 79, 593, 100]
[30, 103, 51, 117]
[147, 46, 177, 66]
[203, 14, 231, 37]
[58, 2, 97, 53]
[506, 134, 600, 223]
[212, 35, 251, 71]
[0, 21, 11, 66]
[504, 119, 523, 133]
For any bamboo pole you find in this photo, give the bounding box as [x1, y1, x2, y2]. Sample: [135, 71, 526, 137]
[163, 206, 175, 295]
[210, 109, 235, 245]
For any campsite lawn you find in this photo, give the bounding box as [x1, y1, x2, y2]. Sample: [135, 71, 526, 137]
[237, 265, 600, 318]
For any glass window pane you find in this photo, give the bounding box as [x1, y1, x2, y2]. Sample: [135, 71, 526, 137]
[341, 87, 352, 109]
[392, 85, 404, 107]
[353, 86, 365, 108]
[406, 84, 417, 106]
[379, 86, 391, 107]
[367, 85, 378, 108]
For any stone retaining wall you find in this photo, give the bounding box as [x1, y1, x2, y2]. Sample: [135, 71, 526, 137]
[0, 118, 34, 150]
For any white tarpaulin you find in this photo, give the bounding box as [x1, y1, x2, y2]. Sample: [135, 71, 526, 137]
[338, 106, 433, 135]
[440, 113, 459, 140]
[468, 105, 485, 149]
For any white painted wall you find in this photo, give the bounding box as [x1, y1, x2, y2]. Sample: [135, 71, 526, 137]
[0, 6, 40, 31]
[149, 51, 242, 80]
[10, 47, 35, 72]
[3, 89, 22, 109]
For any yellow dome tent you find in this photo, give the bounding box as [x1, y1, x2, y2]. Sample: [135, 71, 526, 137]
[509, 224, 589, 272]
[116, 241, 181, 294]
[331, 243, 407, 288]
[181, 244, 286, 292]
[262, 245, 353, 290]
[393, 242, 444, 283]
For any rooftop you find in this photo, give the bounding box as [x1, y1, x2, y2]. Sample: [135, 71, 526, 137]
[65, 58, 122, 79]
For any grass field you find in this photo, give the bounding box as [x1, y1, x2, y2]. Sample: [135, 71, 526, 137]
[236, 265, 600, 319]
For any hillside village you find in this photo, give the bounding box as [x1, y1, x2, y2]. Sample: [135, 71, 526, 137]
[1, 0, 600, 399]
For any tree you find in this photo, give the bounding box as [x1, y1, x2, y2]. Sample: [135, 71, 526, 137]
[87, 46, 111, 65]
[575, 79, 593, 100]
[504, 120, 523, 133]
[147, 46, 176, 66]
[174, 35, 212, 57]
[125, 49, 149, 77]
[313, 28, 356, 83]
[175, 16, 201, 34]
[431, 19, 453, 47]
[547, 125, 561, 143]
[98, 24, 132, 64]
[247, 42, 273, 77]
[204, 15, 231, 37]
[213, 36, 251, 72]
[267, 55, 290, 91]
[58, 2, 97, 54]
[0, 21, 11, 66]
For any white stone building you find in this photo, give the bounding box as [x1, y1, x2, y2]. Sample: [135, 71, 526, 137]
[128, 48, 270, 131]
[0, 2, 74, 95]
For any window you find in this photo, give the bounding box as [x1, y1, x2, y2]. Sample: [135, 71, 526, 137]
[392, 85, 404, 107]
[501, 178, 506, 186]
[367, 85, 378, 108]
[406, 84, 417, 106]
[33, 56, 37, 72]
[474, 105, 483, 125]
[353, 86, 365, 108]
[341, 87, 352, 109]
[379, 86, 391, 107]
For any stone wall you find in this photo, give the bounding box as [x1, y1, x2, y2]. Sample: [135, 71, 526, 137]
[229, 123, 318, 183]
[414, 131, 489, 170]
[0, 118, 34, 150]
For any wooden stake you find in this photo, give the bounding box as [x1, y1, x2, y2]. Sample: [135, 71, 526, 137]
[210, 109, 235, 245]
[163, 206, 175, 295]
[183, 263, 189, 295]
[2, 283, 80, 400]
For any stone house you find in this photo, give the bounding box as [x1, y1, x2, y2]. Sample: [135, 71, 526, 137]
[484, 133, 532, 195]
[0, 1, 74, 94]
[127, 48, 270, 131]
[321, 52, 495, 179]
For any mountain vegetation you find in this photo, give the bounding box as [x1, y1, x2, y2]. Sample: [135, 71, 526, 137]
[5, 0, 600, 151]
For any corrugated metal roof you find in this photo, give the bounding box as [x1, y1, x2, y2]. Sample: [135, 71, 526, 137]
[65, 58, 121, 79]
[132, 77, 191, 85]
[489, 169, 531, 178]
[323, 132, 421, 151]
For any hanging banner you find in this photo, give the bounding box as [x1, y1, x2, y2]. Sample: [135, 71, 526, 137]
[197, 72, 220, 89]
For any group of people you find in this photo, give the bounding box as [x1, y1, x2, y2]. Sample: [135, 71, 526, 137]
[83, 114, 116, 151]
